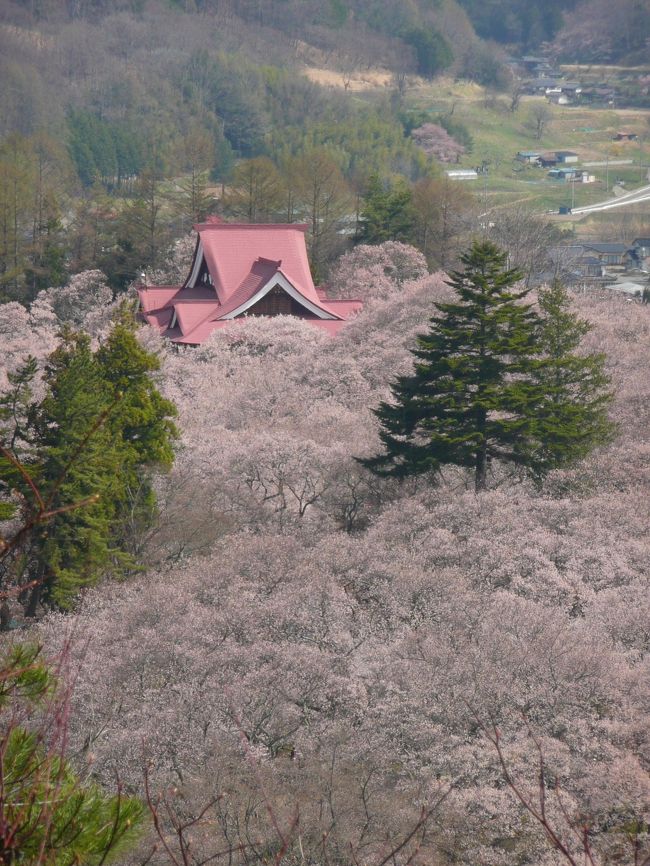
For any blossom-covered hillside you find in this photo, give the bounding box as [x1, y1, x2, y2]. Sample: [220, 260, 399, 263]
[2, 242, 650, 865]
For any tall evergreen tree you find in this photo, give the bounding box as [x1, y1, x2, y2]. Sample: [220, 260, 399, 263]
[25, 331, 128, 612]
[95, 307, 177, 557]
[528, 279, 614, 477]
[0, 314, 177, 613]
[363, 242, 612, 491]
[363, 241, 540, 491]
[357, 173, 415, 246]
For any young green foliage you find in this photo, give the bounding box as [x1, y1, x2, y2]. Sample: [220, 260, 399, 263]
[0, 310, 177, 613]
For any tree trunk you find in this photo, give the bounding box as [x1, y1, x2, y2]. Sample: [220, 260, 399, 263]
[24, 571, 43, 618]
[0, 602, 10, 631]
[475, 446, 487, 492]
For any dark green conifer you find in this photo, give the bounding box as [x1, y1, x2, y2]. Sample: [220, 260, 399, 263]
[357, 173, 415, 245]
[96, 306, 177, 555]
[0, 643, 142, 864]
[364, 242, 613, 492]
[27, 330, 127, 611]
[527, 279, 615, 477]
[364, 241, 540, 491]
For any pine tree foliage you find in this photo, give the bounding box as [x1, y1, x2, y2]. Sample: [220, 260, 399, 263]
[29, 330, 130, 610]
[529, 280, 615, 476]
[0, 643, 142, 865]
[95, 307, 178, 555]
[357, 173, 415, 246]
[0, 312, 177, 612]
[363, 242, 613, 491]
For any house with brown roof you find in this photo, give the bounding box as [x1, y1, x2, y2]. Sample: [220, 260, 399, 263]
[138, 218, 363, 345]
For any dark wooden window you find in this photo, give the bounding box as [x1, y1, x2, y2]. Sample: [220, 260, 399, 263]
[196, 258, 213, 287]
[243, 285, 317, 318]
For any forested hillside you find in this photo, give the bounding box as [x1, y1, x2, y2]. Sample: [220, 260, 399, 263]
[1, 0, 646, 305]
[0, 0, 484, 300]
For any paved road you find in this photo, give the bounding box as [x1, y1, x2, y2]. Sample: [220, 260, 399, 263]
[570, 183, 650, 215]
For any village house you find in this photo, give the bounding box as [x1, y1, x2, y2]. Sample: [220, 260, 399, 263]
[581, 242, 629, 266]
[538, 152, 559, 168]
[548, 167, 581, 181]
[536, 150, 579, 168]
[548, 168, 595, 183]
[519, 151, 580, 169]
[516, 151, 541, 163]
[543, 245, 604, 284]
[543, 238, 650, 287]
[524, 77, 563, 94]
[138, 218, 363, 345]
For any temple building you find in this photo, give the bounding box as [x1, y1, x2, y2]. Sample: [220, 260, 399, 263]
[137, 218, 363, 345]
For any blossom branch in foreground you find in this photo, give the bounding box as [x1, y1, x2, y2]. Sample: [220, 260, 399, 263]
[477, 712, 650, 866]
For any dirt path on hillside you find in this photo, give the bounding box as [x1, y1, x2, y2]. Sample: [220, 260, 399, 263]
[301, 67, 392, 90]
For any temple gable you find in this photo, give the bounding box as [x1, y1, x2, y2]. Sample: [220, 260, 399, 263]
[137, 221, 363, 344]
[242, 285, 312, 318]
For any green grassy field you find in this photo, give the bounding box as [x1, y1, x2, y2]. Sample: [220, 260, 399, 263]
[402, 78, 650, 220]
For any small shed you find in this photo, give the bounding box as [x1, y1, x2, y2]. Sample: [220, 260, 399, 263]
[445, 169, 478, 180]
[516, 151, 541, 163]
[555, 151, 579, 164]
[548, 167, 580, 181]
[539, 152, 559, 168]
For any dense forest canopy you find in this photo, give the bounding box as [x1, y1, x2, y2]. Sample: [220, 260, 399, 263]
[0, 0, 646, 302]
[456, 0, 579, 47]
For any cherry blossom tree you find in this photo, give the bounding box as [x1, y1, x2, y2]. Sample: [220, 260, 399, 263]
[411, 123, 466, 163]
[327, 241, 428, 303]
[2, 252, 650, 866]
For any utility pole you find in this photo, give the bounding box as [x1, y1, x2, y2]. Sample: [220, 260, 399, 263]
[482, 165, 489, 237]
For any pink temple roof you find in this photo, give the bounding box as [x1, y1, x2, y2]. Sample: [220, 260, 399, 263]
[138, 220, 363, 345]
[195, 222, 319, 306]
